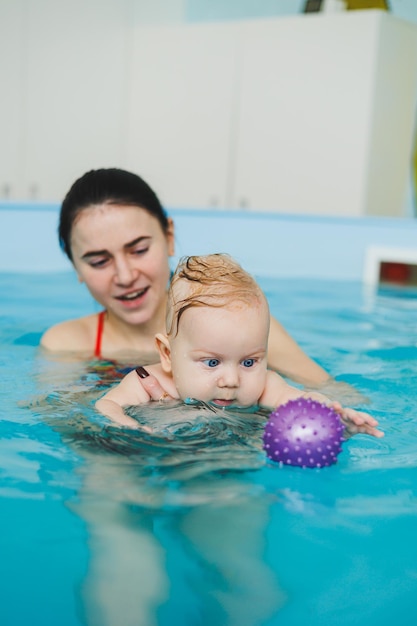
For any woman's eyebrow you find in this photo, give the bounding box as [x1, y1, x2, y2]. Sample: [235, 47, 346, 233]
[81, 236, 152, 259]
[125, 235, 151, 250]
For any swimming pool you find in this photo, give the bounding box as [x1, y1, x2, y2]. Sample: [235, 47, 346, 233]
[2, 269, 416, 626]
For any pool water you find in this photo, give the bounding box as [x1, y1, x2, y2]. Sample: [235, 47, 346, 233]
[1, 272, 417, 626]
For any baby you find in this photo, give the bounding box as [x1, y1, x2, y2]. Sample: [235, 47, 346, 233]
[96, 254, 383, 438]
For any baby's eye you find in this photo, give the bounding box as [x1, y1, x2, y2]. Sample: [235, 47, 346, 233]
[203, 358, 220, 368]
[242, 358, 255, 368]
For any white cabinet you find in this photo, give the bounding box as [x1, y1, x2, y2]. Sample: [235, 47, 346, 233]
[0, 0, 24, 200]
[126, 22, 238, 209]
[1, 7, 416, 215]
[126, 11, 417, 216]
[0, 0, 129, 202]
[232, 13, 377, 214]
[232, 12, 417, 216]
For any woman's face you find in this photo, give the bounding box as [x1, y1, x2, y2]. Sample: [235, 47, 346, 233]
[70, 204, 174, 326]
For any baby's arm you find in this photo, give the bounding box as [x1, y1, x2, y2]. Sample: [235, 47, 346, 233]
[330, 402, 384, 439]
[95, 368, 153, 429]
[96, 364, 179, 428]
[260, 371, 384, 439]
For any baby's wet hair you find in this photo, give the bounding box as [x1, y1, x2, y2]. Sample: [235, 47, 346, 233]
[167, 253, 268, 336]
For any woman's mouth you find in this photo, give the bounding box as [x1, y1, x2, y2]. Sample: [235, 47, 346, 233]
[116, 287, 149, 304]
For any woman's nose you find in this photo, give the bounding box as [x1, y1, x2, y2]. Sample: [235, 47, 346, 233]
[114, 257, 138, 285]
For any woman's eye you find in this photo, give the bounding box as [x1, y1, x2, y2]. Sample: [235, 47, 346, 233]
[242, 358, 255, 368]
[203, 358, 220, 368]
[89, 258, 109, 268]
[133, 247, 149, 256]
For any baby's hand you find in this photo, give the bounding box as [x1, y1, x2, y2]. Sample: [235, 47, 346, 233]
[331, 402, 384, 439]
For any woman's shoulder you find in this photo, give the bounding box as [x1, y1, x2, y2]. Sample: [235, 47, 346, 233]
[40, 313, 99, 352]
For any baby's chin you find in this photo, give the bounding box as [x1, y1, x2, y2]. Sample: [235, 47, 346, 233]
[183, 397, 259, 411]
[184, 398, 237, 408]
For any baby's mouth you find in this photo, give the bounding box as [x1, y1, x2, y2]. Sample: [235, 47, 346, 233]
[212, 399, 234, 407]
[116, 287, 149, 301]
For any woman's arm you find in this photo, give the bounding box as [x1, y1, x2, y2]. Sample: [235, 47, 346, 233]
[267, 316, 329, 386]
[267, 316, 369, 405]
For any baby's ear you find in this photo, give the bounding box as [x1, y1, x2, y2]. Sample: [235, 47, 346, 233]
[155, 334, 172, 373]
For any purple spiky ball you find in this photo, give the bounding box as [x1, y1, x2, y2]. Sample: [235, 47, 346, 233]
[263, 398, 345, 468]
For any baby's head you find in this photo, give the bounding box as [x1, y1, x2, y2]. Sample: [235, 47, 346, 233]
[166, 254, 268, 336]
[157, 254, 270, 407]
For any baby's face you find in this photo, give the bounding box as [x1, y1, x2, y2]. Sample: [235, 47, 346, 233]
[168, 301, 269, 408]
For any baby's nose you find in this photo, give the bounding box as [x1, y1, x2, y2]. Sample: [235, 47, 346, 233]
[218, 366, 239, 388]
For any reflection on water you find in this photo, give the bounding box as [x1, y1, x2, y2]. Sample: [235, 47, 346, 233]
[23, 374, 416, 626]
[28, 392, 285, 626]
[53, 399, 269, 508]
[3, 274, 417, 626]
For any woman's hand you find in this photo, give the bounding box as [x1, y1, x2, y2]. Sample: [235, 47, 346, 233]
[135, 367, 173, 403]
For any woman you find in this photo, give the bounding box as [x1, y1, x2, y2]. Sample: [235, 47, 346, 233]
[41, 168, 330, 386]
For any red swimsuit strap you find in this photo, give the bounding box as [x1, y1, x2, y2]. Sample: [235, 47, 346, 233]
[94, 310, 106, 359]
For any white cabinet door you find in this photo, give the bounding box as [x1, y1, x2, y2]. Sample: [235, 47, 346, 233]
[364, 13, 417, 217]
[232, 13, 379, 215]
[21, 0, 129, 202]
[232, 12, 417, 217]
[126, 22, 237, 209]
[0, 0, 24, 200]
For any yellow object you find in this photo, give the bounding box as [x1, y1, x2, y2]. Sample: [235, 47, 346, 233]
[345, 1, 389, 10]
[303, 1, 389, 13]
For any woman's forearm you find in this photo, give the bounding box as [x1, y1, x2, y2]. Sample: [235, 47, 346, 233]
[267, 316, 329, 386]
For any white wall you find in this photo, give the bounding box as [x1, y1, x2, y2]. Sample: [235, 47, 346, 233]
[134, 0, 186, 23]
[2, 205, 417, 282]
[184, 1, 417, 25]
[185, 0, 305, 21]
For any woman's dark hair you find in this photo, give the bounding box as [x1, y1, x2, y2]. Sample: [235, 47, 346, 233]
[59, 168, 169, 261]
